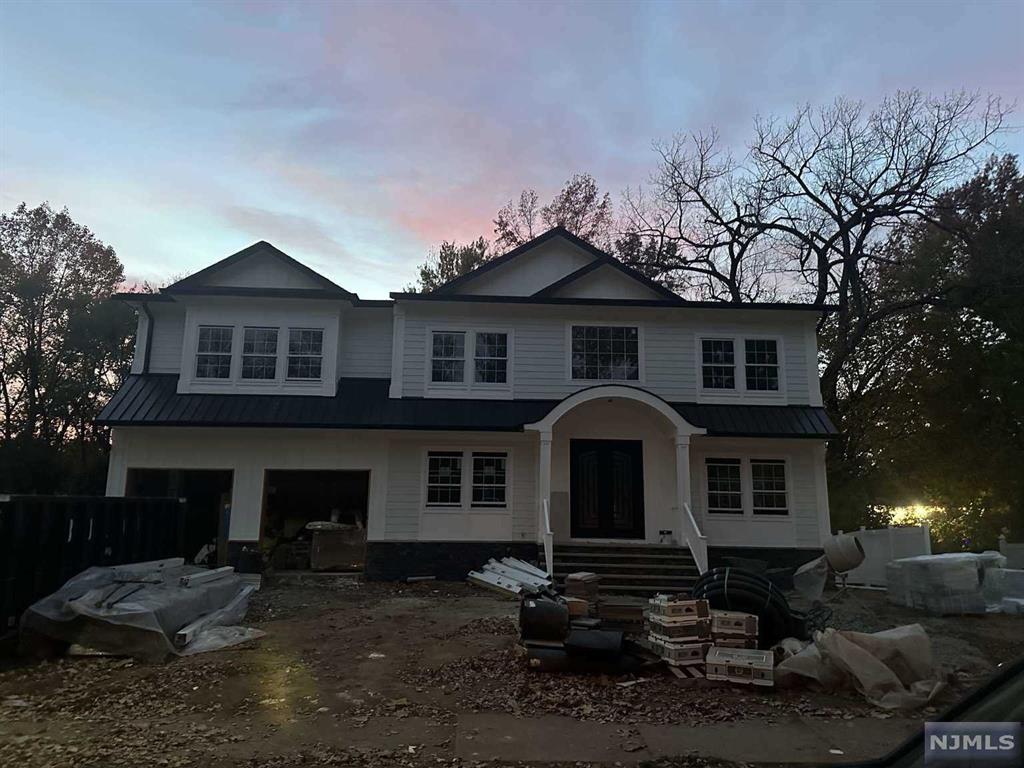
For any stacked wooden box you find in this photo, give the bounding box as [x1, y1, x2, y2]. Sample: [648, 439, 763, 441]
[564, 572, 600, 617]
[598, 597, 646, 634]
[645, 596, 712, 669]
[710, 609, 759, 649]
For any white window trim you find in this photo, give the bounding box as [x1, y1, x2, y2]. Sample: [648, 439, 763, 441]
[178, 309, 336, 397]
[194, 325, 235, 380]
[425, 326, 514, 399]
[695, 333, 786, 402]
[240, 326, 279, 381]
[420, 447, 512, 514]
[565, 321, 646, 384]
[702, 455, 791, 519]
[285, 327, 326, 381]
[749, 458, 790, 516]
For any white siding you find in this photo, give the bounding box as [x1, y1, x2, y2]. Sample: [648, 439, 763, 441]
[106, 427, 391, 542]
[400, 303, 816, 404]
[382, 433, 537, 542]
[689, 437, 828, 549]
[148, 303, 185, 373]
[338, 307, 394, 378]
[460, 239, 595, 296]
[203, 250, 324, 290]
[549, 264, 664, 300]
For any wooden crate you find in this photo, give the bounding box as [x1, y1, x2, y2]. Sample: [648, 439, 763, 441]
[649, 595, 710, 619]
[564, 597, 590, 618]
[710, 609, 758, 638]
[705, 647, 774, 687]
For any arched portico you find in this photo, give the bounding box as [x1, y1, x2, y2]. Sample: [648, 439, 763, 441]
[524, 386, 708, 572]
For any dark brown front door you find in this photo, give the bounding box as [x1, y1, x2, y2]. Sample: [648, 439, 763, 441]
[570, 439, 645, 539]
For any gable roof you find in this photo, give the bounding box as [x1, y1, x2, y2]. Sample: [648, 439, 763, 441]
[430, 226, 678, 301]
[163, 241, 359, 301]
[531, 258, 677, 301]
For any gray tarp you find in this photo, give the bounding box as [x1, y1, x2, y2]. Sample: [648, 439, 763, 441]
[21, 559, 263, 661]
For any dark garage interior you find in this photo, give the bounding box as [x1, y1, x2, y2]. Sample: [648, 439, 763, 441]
[125, 468, 233, 565]
[261, 469, 370, 572]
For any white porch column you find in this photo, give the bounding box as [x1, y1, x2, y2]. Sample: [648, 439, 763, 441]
[537, 430, 552, 541]
[674, 434, 692, 514]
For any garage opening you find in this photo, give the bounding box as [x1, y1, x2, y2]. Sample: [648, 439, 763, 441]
[125, 468, 233, 566]
[261, 470, 370, 572]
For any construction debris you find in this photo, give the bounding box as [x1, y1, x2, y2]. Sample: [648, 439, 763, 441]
[20, 561, 263, 661]
[564, 571, 600, 602]
[467, 557, 553, 598]
[774, 623, 946, 708]
[598, 596, 645, 633]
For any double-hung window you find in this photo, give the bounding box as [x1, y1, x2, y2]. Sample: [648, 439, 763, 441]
[705, 458, 743, 514]
[195, 326, 233, 379]
[425, 450, 509, 509]
[431, 331, 466, 383]
[426, 451, 463, 506]
[701, 339, 735, 389]
[474, 333, 508, 384]
[287, 328, 323, 380]
[745, 339, 779, 391]
[241, 327, 278, 380]
[751, 460, 788, 515]
[471, 452, 507, 507]
[570, 325, 639, 380]
[430, 330, 509, 387]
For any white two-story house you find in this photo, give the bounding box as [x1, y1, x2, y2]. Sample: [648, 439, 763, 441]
[99, 227, 836, 587]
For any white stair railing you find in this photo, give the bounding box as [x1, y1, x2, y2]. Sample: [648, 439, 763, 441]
[542, 498, 554, 577]
[679, 502, 709, 574]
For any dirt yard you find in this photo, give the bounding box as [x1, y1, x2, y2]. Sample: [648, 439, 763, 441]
[0, 579, 1019, 768]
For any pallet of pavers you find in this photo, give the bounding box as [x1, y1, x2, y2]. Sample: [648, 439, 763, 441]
[705, 647, 774, 687]
[649, 594, 710, 619]
[647, 596, 713, 668]
[710, 608, 759, 647]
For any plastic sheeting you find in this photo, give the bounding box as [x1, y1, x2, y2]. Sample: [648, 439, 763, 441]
[21, 560, 263, 661]
[774, 624, 946, 709]
[887, 551, 1006, 614]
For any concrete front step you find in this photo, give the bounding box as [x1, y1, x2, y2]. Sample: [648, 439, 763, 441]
[554, 563, 699, 576]
[547, 543, 698, 596]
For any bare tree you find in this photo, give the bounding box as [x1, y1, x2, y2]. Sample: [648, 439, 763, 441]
[494, 173, 614, 250]
[624, 91, 1009, 406]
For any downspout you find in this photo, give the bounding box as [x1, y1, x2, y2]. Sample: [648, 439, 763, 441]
[141, 301, 154, 374]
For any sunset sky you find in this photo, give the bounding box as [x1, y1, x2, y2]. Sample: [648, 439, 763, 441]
[2, 0, 1022, 298]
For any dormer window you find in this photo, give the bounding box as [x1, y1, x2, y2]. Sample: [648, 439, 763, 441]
[287, 328, 323, 380]
[195, 326, 233, 379]
[241, 327, 278, 380]
[745, 339, 779, 391]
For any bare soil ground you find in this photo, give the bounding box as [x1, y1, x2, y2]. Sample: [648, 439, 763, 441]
[0, 580, 1018, 768]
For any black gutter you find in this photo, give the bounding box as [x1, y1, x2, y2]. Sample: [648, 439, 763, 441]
[390, 292, 835, 312]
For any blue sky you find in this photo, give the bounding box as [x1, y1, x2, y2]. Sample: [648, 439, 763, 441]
[2, 0, 1021, 298]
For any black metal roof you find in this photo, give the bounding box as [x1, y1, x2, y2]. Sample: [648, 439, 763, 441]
[96, 374, 838, 438]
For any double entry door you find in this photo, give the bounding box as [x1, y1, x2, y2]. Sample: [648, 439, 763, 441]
[569, 439, 645, 539]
